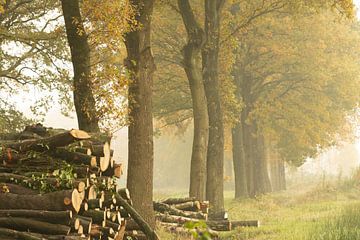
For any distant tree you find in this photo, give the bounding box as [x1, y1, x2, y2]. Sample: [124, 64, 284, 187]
[231, 8, 360, 198]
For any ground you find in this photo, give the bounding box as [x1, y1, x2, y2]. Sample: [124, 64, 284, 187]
[155, 174, 360, 239]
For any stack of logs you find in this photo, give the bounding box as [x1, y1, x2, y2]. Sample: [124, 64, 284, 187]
[0, 124, 143, 240]
[152, 197, 259, 237]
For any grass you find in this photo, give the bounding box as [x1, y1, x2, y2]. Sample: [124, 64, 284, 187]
[155, 178, 360, 240]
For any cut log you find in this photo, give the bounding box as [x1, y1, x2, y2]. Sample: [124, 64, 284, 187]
[200, 201, 209, 214]
[173, 201, 201, 212]
[52, 148, 97, 167]
[115, 193, 159, 240]
[0, 210, 72, 224]
[103, 220, 120, 231]
[74, 147, 92, 155]
[0, 227, 43, 240]
[90, 224, 115, 238]
[3, 129, 90, 153]
[231, 220, 260, 228]
[206, 220, 232, 231]
[1, 148, 26, 164]
[125, 219, 140, 231]
[208, 210, 228, 220]
[102, 163, 122, 178]
[115, 221, 126, 240]
[0, 173, 85, 193]
[117, 188, 131, 200]
[0, 228, 89, 240]
[161, 197, 196, 205]
[87, 199, 102, 209]
[0, 217, 71, 235]
[155, 213, 195, 225]
[77, 216, 92, 234]
[81, 210, 106, 224]
[124, 231, 147, 240]
[0, 189, 82, 213]
[0, 183, 37, 195]
[153, 202, 207, 220]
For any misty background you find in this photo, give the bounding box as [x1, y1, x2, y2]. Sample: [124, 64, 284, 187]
[6, 1, 360, 192]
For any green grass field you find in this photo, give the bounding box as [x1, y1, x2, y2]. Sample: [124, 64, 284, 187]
[156, 177, 360, 239]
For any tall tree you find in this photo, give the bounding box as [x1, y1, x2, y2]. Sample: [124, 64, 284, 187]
[60, 0, 99, 132]
[125, 0, 156, 227]
[203, 0, 226, 215]
[232, 8, 359, 197]
[177, 0, 208, 201]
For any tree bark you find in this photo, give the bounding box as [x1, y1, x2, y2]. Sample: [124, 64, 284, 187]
[115, 193, 159, 240]
[242, 118, 255, 197]
[0, 210, 72, 225]
[125, 0, 156, 228]
[0, 190, 82, 213]
[254, 133, 272, 194]
[153, 202, 207, 220]
[232, 121, 248, 199]
[0, 217, 71, 235]
[60, 0, 99, 132]
[178, 0, 208, 202]
[3, 130, 90, 153]
[202, 0, 225, 215]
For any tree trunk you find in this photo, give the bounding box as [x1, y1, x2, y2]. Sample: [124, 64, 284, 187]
[279, 157, 286, 190]
[231, 121, 248, 199]
[124, 0, 156, 228]
[178, 0, 208, 202]
[241, 109, 255, 197]
[60, 0, 99, 132]
[254, 133, 272, 194]
[203, 0, 225, 215]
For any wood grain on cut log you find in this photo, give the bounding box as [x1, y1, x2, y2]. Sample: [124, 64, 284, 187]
[154, 202, 207, 220]
[0, 210, 72, 225]
[0, 189, 82, 213]
[77, 216, 92, 234]
[102, 163, 122, 178]
[0, 217, 71, 235]
[4, 129, 90, 153]
[74, 147, 92, 156]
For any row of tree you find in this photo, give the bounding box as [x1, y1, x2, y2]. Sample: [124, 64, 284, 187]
[1, 0, 359, 228]
[152, 0, 359, 214]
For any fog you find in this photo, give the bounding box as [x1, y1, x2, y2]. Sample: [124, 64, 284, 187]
[37, 107, 360, 191]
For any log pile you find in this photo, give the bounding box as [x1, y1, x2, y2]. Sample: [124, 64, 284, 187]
[153, 197, 260, 237]
[0, 124, 131, 240]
